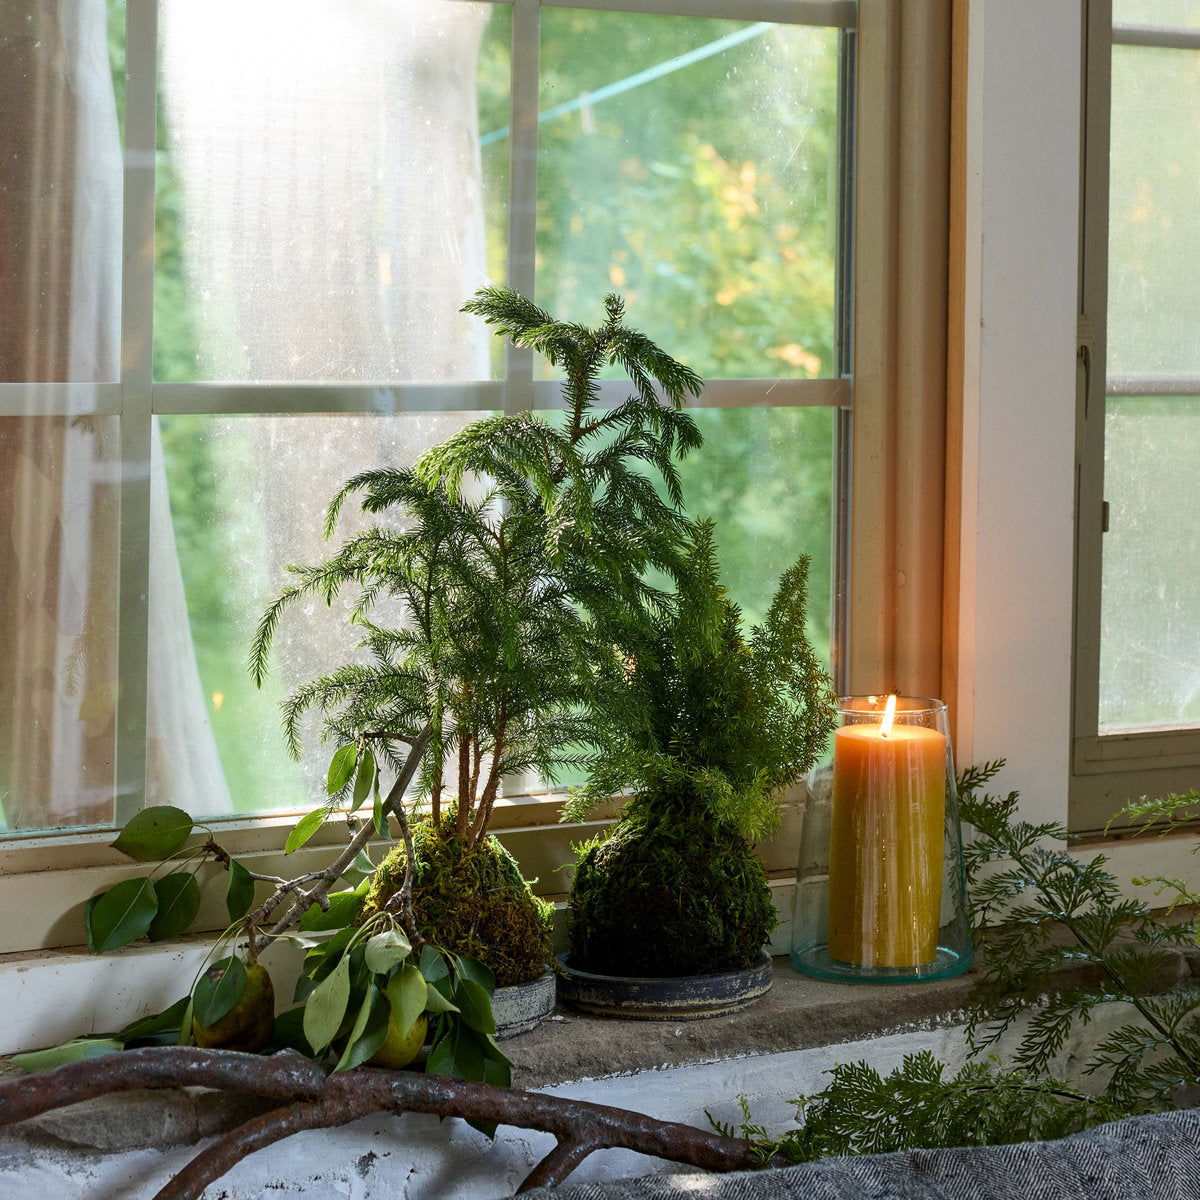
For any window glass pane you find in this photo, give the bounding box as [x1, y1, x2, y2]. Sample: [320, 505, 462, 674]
[1099, 397, 1200, 731]
[536, 10, 840, 381]
[0, 1, 124, 383]
[1114, 1, 1200, 27]
[1107, 44, 1200, 375]
[155, 0, 509, 384]
[0, 417, 120, 835]
[154, 412, 488, 817]
[681, 407, 833, 663]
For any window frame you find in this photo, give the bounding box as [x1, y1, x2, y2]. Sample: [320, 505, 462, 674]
[1071, 0, 1200, 832]
[0, 0, 866, 958]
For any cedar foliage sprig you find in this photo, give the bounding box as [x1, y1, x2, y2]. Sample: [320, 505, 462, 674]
[563, 520, 836, 840]
[250, 289, 704, 849]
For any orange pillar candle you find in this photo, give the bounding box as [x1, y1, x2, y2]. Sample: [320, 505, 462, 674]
[827, 697, 947, 968]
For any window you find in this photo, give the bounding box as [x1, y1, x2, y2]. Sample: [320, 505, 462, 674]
[1073, 0, 1200, 829]
[0, 0, 951, 956]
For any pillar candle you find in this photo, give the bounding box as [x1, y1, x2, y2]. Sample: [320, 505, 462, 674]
[827, 713, 946, 968]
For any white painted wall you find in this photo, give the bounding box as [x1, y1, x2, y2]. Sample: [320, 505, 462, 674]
[952, 0, 1082, 830]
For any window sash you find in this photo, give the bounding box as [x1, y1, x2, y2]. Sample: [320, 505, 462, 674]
[1072, 0, 1200, 831]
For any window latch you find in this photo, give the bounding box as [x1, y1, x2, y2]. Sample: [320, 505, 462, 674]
[1101, 499, 1110, 533]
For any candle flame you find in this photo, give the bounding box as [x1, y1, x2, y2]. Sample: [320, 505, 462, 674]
[880, 693, 897, 738]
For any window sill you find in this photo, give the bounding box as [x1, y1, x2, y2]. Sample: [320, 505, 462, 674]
[0, 955, 984, 1155]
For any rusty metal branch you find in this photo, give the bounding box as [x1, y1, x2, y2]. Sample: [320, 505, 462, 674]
[0, 1047, 770, 1197]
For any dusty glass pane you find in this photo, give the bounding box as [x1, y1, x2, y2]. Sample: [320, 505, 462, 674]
[154, 0, 509, 384]
[1108, 44, 1200, 375]
[536, 11, 840, 381]
[0, 417, 120, 835]
[1114, 1, 1200, 27]
[0, 1, 124, 383]
[155, 412, 487, 816]
[1099, 397, 1200, 731]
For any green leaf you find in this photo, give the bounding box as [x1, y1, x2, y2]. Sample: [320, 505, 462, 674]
[340, 848, 375, 888]
[386, 961, 427, 1037]
[176, 997, 194, 1046]
[419, 944, 449, 982]
[266, 1006, 313, 1056]
[351, 750, 376, 810]
[193, 956, 247, 1028]
[304, 953, 352, 1055]
[364, 927, 411, 976]
[426, 1015, 485, 1081]
[333, 982, 390, 1073]
[300, 927, 358, 994]
[480, 1034, 512, 1088]
[299, 878, 370, 932]
[83, 895, 100, 954]
[11, 1038, 125, 1074]
[327, 743, 359, 796]
[148, 872, 201, 941]
[110, 805, 194, 861]
[226, 859, 256, 922]
[423, 980, 460, 1015]
[454, 955, 496, 996]
[372, 782, 387, 838]
[285, 808, 329, 855]
[453, 977, 496, 1035]
[118, 997, 191, 1043]
[470, 1035, 513, 1136]
[86, 877, 158, 953]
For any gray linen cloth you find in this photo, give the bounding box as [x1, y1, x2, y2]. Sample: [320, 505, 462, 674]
[522, 1108, 1200, 1199]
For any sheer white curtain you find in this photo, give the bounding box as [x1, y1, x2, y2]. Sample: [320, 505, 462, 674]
[0, 0, 228, 830]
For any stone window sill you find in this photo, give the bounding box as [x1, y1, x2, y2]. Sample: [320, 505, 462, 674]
[5, 943, 1197, 1158]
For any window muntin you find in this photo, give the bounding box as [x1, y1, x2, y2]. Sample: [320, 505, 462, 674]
[1, 0, 853, 839]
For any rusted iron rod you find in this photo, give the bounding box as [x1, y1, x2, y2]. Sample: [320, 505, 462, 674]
[2, 1047, 769, 1197]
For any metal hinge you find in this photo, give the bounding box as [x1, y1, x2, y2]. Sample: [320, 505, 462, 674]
[1078, 314, 1097, 419]
[1101, 499, 1110, 533]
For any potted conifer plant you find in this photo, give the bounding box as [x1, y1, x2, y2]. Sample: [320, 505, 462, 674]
[250, 287, 704, 1034]
[559, 522, 837, 1018]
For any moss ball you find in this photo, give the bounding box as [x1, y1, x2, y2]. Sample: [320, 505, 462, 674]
[361, 819, 552, 988]
[568, 812, 776, 977]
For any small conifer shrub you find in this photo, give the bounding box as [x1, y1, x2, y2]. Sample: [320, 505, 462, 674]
[566, 523, 837, 976]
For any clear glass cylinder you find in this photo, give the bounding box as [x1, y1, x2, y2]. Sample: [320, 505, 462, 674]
[790, 696, 972, 983]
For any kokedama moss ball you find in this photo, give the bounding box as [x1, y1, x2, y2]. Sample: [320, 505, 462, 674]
[360, 819, 552, 988]
[568, 812, 776, 977]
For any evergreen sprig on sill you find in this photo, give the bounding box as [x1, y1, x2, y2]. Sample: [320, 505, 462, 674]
[959, 762, 1200, 1107]
[711, 1052, 1126, 1165]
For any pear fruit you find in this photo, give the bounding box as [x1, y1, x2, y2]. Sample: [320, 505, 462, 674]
[192, 961, 275, 1053]
[369, 1012, 428, 1069]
